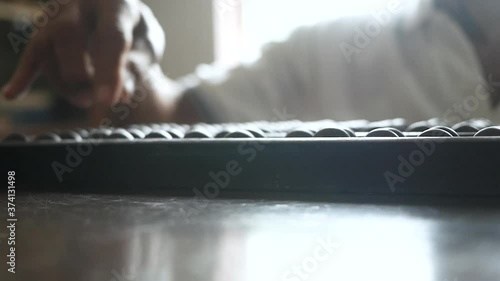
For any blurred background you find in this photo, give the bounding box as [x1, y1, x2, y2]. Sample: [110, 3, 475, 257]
[0, 0, 412, 134]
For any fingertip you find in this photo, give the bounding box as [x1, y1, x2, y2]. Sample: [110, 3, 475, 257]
[2, 84, 15, 100]
[3, 84, 31, 101]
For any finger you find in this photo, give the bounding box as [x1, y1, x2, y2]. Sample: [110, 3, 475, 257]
[41, 47, 64, 93]
[91, 0, 140, 105]
[51, 18, 93, 87]
[42, 41, 93, 108]
[3, 33, 50, 100]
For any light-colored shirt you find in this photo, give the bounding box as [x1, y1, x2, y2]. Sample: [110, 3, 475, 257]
[186, 0, 496, 124]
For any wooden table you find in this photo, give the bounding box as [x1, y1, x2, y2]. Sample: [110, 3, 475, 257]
[1, 193, 499, 281]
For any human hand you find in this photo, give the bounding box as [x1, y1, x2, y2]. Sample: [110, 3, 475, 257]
[2, 0, 165, 108]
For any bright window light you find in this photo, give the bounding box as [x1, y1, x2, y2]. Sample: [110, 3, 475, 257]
[215, 0, 417, 64]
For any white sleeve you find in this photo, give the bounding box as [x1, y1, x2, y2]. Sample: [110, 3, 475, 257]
[182, 5, 486, 124]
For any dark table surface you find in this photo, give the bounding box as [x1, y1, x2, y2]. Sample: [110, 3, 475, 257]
[1, 193, 499, 281]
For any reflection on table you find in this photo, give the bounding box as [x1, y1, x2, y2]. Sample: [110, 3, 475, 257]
[1, 194, 499, 281]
